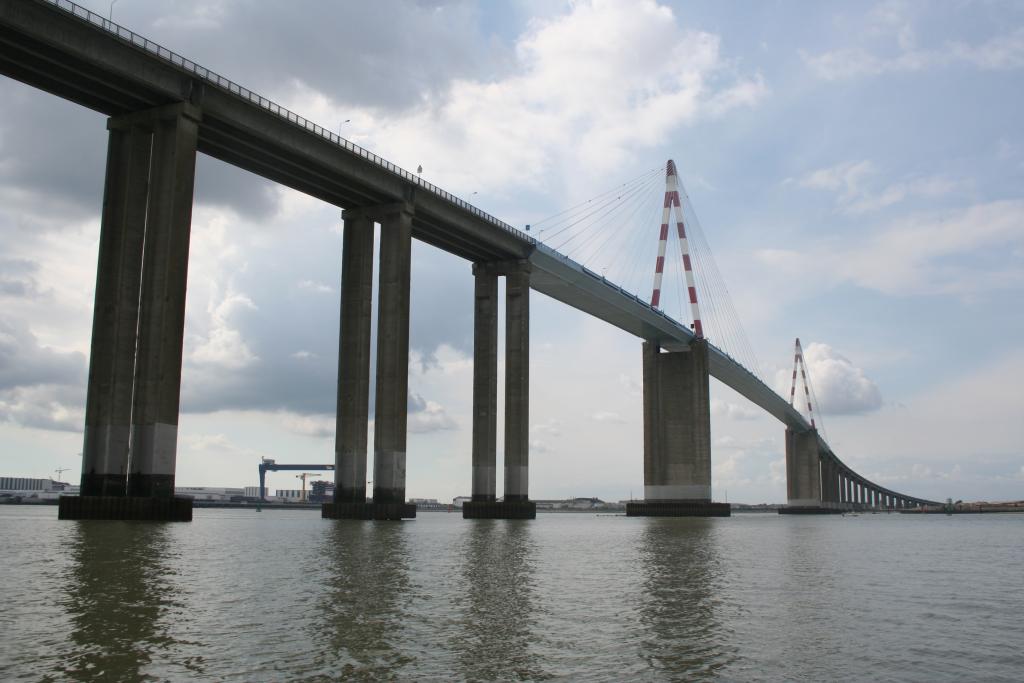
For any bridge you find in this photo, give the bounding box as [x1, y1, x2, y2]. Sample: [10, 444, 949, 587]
[0, 0, 940, 521]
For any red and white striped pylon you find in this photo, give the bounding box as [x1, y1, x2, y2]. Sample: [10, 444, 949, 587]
[789, 337, 817, 429]
[650, 160, 704, 338]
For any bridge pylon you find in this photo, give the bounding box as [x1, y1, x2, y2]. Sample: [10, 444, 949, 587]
[628, 161, 727, 517]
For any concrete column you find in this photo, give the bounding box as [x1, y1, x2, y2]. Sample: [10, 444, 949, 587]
[128, 104, 200, 499]
[334, 211, 375, 503]
[647, 341, 712, 501]
[372, 207, 414, 506]
[820, 457, 831, 506]
[785, 427, 821, 507]
[471, 264, 498, 502]
[631, 339, 725, 517]
[827, 460, 838, 507]
[833, 466, 841, 506]
[504, 262, 530, 502]
[823, 458, 831, 507]
[80, 123, 151, 497]
[642, 341, 661, 498]
[834, 467, 841, 506]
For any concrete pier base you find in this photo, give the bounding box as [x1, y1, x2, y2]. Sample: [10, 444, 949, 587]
[321, 502, 416, 520]
[462, 500, 537, 519]
[58, 495, 192, 521]
[626, 501, 730, 517]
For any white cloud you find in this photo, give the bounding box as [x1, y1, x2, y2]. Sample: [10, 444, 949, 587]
[297, 279, 333, 294]
[756, 199, 1024, 296]
[618, 373, 641, 396]
[280, 412, 334, 439]
[591, 411, 626, 423]
[803, 27, 1024, 80]
[188, 289, 259, 370]
[0, 384, 83, 432]
[532, 418, 562, 437]
[350, 0, 766, 197]
[529, 439, 550, 454]
[711, 399, 760, 421]
[797, 160, 963, 214]
[774, 343, 882, 416]
[408, 398, 458, 434]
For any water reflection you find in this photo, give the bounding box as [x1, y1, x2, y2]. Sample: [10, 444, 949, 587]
[58, 521, 183, 682]
[638, 518, 731, 679]
[312, 521, 412, 679]
[774, 518, 845, 677]
[453, 520, 543, 681]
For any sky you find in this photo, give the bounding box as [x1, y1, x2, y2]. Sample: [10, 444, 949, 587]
[1, 0, 1022, 503]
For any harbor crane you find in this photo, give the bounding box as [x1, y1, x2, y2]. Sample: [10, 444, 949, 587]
[257, 458, 334, 501]
[295, 472, 321, 502]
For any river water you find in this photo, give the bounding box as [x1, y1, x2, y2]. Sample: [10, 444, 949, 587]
[0, 506, 1020, 681]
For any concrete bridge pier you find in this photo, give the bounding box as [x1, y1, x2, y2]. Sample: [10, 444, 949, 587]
[77, 123, 151, 499]
[325, 204, 416, 520]
[780, 427, 833, 514]
[61, 103, 201, 521]
[464, 261, 536, 519]
[626, 340, 729, 517]
[327, 210, 374, 510]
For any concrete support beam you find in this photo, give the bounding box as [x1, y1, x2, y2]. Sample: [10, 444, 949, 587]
[333, 211, 374, 503]
[629, 339, 727, 517]
[80, 124, 151, 497]
[125, 104, 200, 500]
[372, 206, 414, 508]
[470, 264, 498, 503]
[503, 262, 531, 503]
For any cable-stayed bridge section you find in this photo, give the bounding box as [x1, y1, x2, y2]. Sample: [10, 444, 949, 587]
[0, 0, 939, 520]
